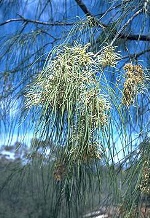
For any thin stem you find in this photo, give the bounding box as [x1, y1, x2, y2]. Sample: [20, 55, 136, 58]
[110, 9, 143, 46]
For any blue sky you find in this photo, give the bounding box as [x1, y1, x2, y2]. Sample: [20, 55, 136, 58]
[0, 0, 149, 165]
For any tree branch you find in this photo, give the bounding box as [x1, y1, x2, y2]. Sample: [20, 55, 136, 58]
[74, 0, 106, 28]
[119, 34, 150, 42]
[74, 0, 92, 16]
[1, 14, 150, 43]
[110, 9, 143, 45]
[74, 1, 150, 43]
[121, 48, 150, 60]
[0, 17, 74, 27]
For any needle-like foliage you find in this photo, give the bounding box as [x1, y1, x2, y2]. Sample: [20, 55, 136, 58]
[0, 0, 150, 217]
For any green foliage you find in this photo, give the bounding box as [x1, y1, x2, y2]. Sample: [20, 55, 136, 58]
[0, 0, 150, 217]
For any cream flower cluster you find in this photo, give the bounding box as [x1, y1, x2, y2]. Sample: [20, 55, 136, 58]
[122, 63, 144, 106]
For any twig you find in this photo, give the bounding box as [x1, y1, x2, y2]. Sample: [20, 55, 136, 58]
[74, 0, 91, 16]
[74, 0, 106, 28]
[1, 10, 149, 44]
[0, 17, 74, 27]
[120, 48, 150, 60]
[110, 9, 143, 45]
[119, 34, 150, 42]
